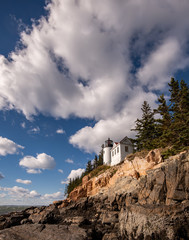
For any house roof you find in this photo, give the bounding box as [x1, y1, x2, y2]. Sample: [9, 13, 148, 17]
[120, 136, 132, 145]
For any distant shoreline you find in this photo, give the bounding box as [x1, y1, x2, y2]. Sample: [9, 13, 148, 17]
[0, 205, 32, 215]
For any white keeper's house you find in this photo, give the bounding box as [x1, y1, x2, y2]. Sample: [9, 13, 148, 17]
[102, 137, 133, 166]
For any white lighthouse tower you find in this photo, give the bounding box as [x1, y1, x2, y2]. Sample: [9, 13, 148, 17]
[103, 138, 113, 165]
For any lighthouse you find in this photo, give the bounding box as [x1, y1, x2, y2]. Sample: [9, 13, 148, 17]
[103, 138, 113, 165]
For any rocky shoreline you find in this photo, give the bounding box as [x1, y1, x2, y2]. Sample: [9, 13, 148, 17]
[0, 150, 188, 239]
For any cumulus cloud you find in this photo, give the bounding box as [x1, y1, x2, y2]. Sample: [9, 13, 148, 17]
[70, 89, 157, 153]
[16, 179, 32, 185]
[19, 153, 56, 173]
[26, 169, 42, 174]
[0, 0, 189, 152]
[1, 186, 41, 199]
[58, 169, 63, 174]
[42, 191, 64, 200]
[0, 185, 63, 204]
[61, 180, 69, 184]
[0, 193, 6, 198]
[0, 136, 24, 156]
[137, 38, 189, 90]
[65, 158, 74, 164]
[61, 168, 85, 185]
[67, 168, 85, 180]
[56, 128, 65, 134]
[30, 190, 41, 198]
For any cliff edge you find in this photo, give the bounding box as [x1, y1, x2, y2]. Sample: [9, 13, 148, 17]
[0, 150, 188, 240]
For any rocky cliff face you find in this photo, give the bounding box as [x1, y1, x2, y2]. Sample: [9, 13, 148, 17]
[0, 150, 188, 240]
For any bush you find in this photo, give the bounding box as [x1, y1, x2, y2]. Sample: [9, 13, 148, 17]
[90, 165, 110, 178]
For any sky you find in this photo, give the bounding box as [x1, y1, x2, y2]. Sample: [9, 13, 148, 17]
[0, 0, 189, 205]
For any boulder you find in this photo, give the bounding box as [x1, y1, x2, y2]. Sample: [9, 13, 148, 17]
[0, 150, 188, 240]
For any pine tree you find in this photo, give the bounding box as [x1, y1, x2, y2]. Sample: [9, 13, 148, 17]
[168, 78, 189, 151]
[179, 79, 189, 118]
[93, 155, 98, 169]
[175, 79, 189, 149]
[132, 101, 157, 151]
[168, 78, 180, 118]
[98, 151, 103, 166]
[86, 160, 92, 174]
[155, 94, 172, 147]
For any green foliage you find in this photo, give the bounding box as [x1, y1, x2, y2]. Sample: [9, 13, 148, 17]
[86, 160, 93, 174]
[98, 151, 103, 166]
[65, 176, 83, 195]
[161, 148, 178, 160]
[132, 78, 189, 156]
[132, 101, 158, 151]
[126, 150, 149, 161]
[168, 78, 189, 152]
[155, 94, 172, 147]
[65, 149, 104, 196]
[89, 165, 110, 178]
[93, 155, 98, 169]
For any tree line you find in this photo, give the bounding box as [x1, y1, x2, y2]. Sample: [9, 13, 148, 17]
[65, 152, 103, 195]
[65, 78, 188, 195]
[132, 78, 189, 157]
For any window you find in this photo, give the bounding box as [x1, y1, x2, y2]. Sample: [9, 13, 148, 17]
[112, 151, 114, 157]
[115, 148, 116, 155]
[117, 147, 119, 153]
[125, 146, 128, 152]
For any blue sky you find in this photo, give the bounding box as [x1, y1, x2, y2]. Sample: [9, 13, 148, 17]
[0, 0, 189, 205]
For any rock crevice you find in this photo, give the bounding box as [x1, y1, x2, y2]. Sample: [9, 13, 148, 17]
[0, 150, 189, 239]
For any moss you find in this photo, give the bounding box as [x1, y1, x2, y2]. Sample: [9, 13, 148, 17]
[161, 146, 189, 160]
[111, 168, 118, 176]
[89, 165, 111, 178]
[126, 150, 149, 161]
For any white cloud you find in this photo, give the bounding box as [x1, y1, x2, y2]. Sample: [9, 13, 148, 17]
[16, 179, 32, 185]
[21, 122, 26, 128]
[67, 168, 85, 180]
[0, 185, 65, 205]
[70, 89, 157, 153]
[1, 186, 41, 199]
[58, 169, 63, 174]
[0, 172, 4, 180]
[61, 180, 69, 184]
[4, 186, 29, 196]
[19, 153, 56, 173]
[0, 0, 189, 152]
[28, 127, 40, 134]
[137, 38, 189, 90]
[65, 158, 74, 164]
[61, 168, 85, 185]
[42, 191, 64, 200]
[0, 193, 6, 198]
[0, 136, 24, 156]
[56, 128, 65, 134]
[30, 190, 41, 198]
[26, 169, 42, 174]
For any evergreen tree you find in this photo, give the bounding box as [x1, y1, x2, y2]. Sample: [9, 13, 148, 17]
[93, 155, 98, 169]
[98, 151, 103, 166]
[132, 101, 157, 151]
[168, 78, 180, 118]
[175, 79, 189, 149]
[86, 160, 92, 173]
[168, 78, 189, 151]
[179, 79, 189, 118]
[155, 94, 172, 147]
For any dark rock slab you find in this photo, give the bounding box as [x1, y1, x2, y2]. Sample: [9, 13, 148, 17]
[0, 224, 87, 240]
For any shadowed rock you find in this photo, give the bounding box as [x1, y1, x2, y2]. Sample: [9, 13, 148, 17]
[0, 150, 188, 239]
